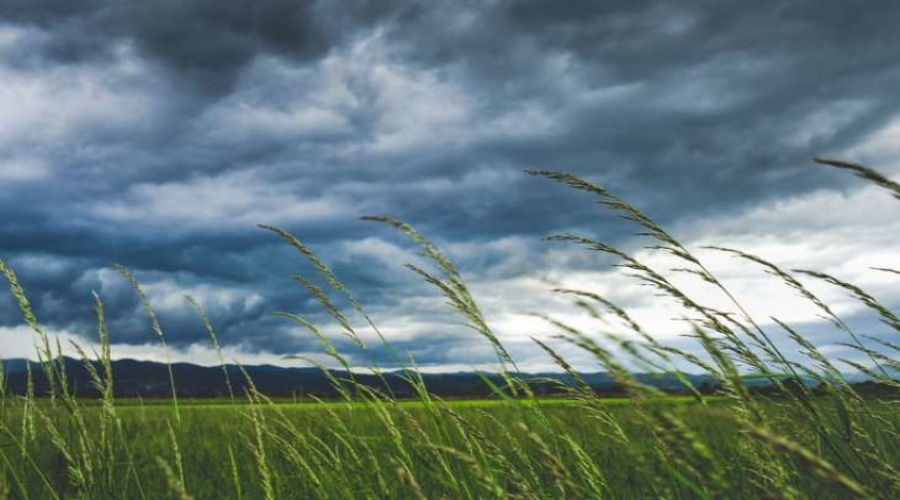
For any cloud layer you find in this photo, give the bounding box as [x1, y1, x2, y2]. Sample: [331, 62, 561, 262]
[1, 0, 900, 370]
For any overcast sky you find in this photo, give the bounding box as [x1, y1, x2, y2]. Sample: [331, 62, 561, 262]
[1, 0, 899, 372]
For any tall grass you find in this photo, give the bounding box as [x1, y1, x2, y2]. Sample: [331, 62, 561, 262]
[0, 158, 898, 498]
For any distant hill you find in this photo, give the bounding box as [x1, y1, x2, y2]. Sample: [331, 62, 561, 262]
[0, 357, 707, 398]
[0, 359, 28, 374]
[0, 357, 887, 399]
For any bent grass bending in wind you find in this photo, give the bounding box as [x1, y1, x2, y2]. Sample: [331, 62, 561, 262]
[0, 158, 899, 498]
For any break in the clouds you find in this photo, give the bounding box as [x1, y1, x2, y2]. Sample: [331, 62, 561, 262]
[1, 0, 900, 370]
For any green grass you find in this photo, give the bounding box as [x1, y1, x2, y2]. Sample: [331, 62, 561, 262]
[67, 395, 713, 409]
[1, 398, 897, 499]
[1, 157, 899, 498]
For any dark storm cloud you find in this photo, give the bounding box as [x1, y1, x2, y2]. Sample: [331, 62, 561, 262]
[2, 0, 900, 365]
[387, 0, 900, 219]
[0, 0, 406, 93]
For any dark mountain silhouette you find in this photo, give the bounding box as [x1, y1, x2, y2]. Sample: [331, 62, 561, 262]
[0, 357, 723, 399]
[1, 357, 885, 399]
[0, 359, 28, 374]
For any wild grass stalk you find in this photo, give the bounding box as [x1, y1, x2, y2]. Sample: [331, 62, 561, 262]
[0, 260, 59, 403]
[186, 295, 235, 401]
[115, 265, 181, 424]
[815, 157, 900, 199]
[166, 419, 187, 495]
[227, 444, 243, 500]
[260, 224, 405, 381]
[156, 456, 193, 500]
[0, 359, 6, 411]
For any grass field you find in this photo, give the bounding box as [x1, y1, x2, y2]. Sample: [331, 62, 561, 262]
[3, 397, 899, 499]
[1, 158, 900, 498]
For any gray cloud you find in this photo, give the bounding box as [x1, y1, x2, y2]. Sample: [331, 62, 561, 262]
[0, 0, 408, 93]
[1, 0, 900, 367]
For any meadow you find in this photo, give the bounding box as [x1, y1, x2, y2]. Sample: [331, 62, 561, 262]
[1, 157, 900, 499]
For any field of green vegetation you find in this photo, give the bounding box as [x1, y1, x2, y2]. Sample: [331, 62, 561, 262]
[3, 397, 898, 499]
[1, 158, 900, 499]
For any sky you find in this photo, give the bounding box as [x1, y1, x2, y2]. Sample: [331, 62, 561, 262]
[1, 0, 900, 372]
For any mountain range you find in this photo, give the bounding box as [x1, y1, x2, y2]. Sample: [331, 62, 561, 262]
[0, 357, 724, 399]
[1, 357, 888, 399]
